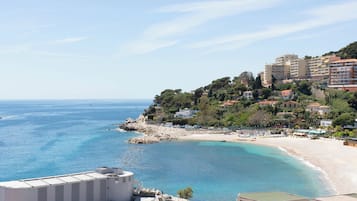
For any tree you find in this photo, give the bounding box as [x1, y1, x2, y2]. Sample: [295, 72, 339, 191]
[348, 92, 357, 110]
[177, 187, 193, 199]
[248, 110, 273, 127]
[333, 113, 355, 127]
[297, 81, 312, 95]
[253, 90, 259, 99]
[271, 75, 277, 91]
[323, 41, 357, 59]
[193, 87, 204, 105]
[252, 75, 263, 90]
[261, 88, 272, 99]
[196, 95, 217, 126]
[330, 98, 353, 118]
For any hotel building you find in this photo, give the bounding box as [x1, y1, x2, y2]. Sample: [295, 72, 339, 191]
[0, 167, 134, 201]
[329, 59, 357, 91]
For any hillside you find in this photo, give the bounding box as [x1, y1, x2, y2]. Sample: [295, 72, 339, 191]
[324, 41, 357, 59]
[143, 44, 357, 137]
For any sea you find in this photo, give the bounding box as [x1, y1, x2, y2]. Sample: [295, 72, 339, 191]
[0, 100, 332, 201]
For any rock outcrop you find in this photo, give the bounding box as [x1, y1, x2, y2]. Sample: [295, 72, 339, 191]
[120, 115, 228, 144]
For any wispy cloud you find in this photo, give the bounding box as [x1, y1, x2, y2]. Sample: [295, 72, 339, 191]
[0, 43, 33, 54]
[0, 43, 88, 58]
[189, 1, 357, 52]
[51, 37, 88, 44]
[122, 0, 281, 55]
[124, 40, 178, 55]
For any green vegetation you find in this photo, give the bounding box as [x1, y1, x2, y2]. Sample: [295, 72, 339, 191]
[324, 41, 357, 59]
[143, 42, 357, 135]
[144, 74, 356, 133]
[177, 187, 193, 199]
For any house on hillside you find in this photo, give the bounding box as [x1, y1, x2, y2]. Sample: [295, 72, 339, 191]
[221, 100, 239, 107]
[258, 100, 278, 107]
[320, 119, 332, 127]
[282, 101, 299, 109]
[242, 91, 253, 99]
[306, 102, 330, 116]
[174, 108, 197, 119]
[318, 106, 330, 116]
[281, 89, 293, 100]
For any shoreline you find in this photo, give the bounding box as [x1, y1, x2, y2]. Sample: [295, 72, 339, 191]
[178, 134, 357, 195]
[120, 119, 357, 195]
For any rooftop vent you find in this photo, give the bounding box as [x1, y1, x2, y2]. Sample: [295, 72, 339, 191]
[95, 167, 124, 175]
[95, 167, 114, 174]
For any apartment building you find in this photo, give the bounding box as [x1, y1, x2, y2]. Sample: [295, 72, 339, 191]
[264, 64, 287, 86]
[290, 58, 307, 79]
[275, 54, 298, 65]
[263, 55, 298, 86]
[306, 55, 340, 80]
[329, 59, 357, 91]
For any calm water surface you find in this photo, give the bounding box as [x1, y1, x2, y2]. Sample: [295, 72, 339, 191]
[0, 100, 331, 201]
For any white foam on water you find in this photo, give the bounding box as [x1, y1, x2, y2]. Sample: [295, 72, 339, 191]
[277, 146, 337, 194]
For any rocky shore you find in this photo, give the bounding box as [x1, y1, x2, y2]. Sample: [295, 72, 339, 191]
[119, 115, 229, 144]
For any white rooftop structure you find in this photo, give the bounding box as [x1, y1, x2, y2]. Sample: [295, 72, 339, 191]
[0, 167, 134, 201]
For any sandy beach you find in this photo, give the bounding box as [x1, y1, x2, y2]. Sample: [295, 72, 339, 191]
[179, 134, 357, 195]
[121, 119, 357, 195]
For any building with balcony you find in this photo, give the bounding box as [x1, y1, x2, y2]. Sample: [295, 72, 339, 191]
[306, 55, 340, 80]
[329, 59, 357, 91]
[290, 58, 307, 79]
[275, 54, 298, 65]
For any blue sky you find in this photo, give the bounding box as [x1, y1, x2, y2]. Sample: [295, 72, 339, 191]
[1, 0, 356, 99]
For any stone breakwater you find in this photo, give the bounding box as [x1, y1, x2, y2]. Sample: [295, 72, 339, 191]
[119, 115, 228, 144]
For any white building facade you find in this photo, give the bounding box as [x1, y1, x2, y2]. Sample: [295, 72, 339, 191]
[290, 58, 307, 79]
[0, 167, 134, 201]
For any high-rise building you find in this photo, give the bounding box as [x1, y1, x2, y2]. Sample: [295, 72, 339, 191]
[264, 64, 287, 86]
[275, 54, 298, 65]
[290, 58, 307, 79]
[263, 55, 298, 86]
[329, 59, 357, 91]
[306, 55, 340, 80]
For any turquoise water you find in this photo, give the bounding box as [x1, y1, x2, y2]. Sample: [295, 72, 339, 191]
[0, 100, 331, 201]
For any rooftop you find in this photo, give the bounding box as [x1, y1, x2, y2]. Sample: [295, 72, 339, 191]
[0, 167, 133, 189]
[307, 102, 321, 107]
[281, 90, 293, 96]
[259, 100, 278, 105]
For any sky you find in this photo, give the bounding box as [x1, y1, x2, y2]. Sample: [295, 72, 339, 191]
[0, 0, 356, 99]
